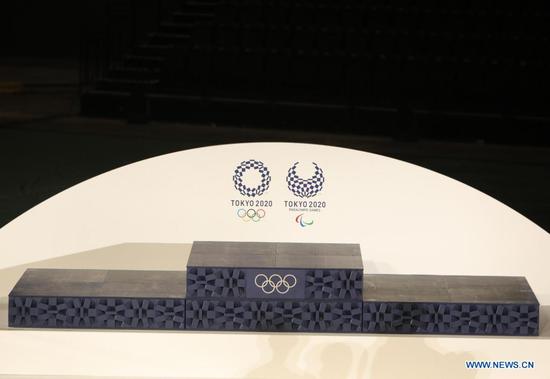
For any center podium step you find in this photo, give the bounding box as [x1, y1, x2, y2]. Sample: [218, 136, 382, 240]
[185, 241, 364, 332]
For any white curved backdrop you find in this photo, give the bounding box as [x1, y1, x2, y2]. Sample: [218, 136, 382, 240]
[0, 143, 548, 379]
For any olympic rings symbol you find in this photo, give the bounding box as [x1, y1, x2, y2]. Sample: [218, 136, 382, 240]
[237, 208, 265, 222]
[254, 274, 297, 294]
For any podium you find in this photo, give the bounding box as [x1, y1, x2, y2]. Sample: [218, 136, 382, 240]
[9, 241, 539, 336]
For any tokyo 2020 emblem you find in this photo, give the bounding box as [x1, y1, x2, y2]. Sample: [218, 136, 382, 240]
[286, 162, 325, 198]
[233, 159, 271, 197]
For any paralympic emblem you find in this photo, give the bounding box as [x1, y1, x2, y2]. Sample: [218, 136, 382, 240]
[233, 159, 271, 197]
[254, 273, 297, 294]
[237, 208, 266, 222]
[295, 213, 314, 227]
[286, 162, 325, 198]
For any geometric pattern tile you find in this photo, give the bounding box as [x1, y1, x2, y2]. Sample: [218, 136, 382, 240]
[332, 301, 364, 332]
[363, 302, 539, 336]
[9, 297, 186, 330]
[187, 268, 246, 298]
[186, 299, 362, 332]
[305, 269, 362, 300]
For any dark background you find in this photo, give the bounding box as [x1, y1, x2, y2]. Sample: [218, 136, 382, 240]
[1, 0, 549, 231]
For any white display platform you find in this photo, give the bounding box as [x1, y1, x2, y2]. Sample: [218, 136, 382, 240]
[0, 143, 549, 378]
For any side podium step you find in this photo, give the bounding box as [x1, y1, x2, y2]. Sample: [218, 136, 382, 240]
[362, 274, 539, 336]
[9, 269, 187, 330]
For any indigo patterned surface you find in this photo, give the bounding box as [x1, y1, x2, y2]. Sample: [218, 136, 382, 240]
[9, 296, 539, 335]
[363, 302, 539, 336]
[9, 297, 186, 329]
[187, 267, 246, 298]
[305, 270, 362, 300]
[186, 300, 363, 332]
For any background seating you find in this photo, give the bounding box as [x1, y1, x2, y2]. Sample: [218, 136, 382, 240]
[80, 0, 550, 141]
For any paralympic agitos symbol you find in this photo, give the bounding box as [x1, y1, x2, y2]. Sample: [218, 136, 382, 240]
[296, 213, 314, 227]
[254, 273, 297, 294]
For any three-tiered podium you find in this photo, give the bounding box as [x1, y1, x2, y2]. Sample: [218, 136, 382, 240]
[9, 241, 539, 335]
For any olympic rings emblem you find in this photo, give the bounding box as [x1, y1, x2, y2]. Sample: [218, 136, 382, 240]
[254, 274, 297, 294]
[237, 208, 266, 222]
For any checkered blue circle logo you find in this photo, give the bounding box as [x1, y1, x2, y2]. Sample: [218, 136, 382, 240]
[233, 160, 271, 197]
[286, 162, 325, 198]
